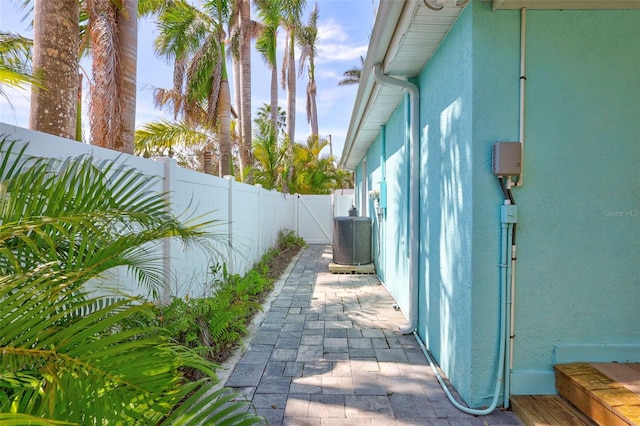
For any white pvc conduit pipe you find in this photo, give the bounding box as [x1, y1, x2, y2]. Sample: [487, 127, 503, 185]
[517, 7, 526, 187]
[505, 8, 527, 407]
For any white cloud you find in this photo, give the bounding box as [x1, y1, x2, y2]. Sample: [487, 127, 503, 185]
[316, 18, 368, 63]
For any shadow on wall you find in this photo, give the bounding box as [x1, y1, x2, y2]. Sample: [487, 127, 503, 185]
[421, 96, 474, 383]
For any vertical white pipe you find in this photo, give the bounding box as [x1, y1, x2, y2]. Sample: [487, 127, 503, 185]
[517, 7, 526, 186]
[362, 160, 367, 216]
[504, 6, 527, 406]
[504, 218, 514, 409]
[372, 64, 419, 335]
[509, 244, 516, 372]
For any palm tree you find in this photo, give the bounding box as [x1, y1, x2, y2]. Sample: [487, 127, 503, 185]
[29, 0, 79, 140]
[118, 0, 138, 153]
[236, 0, 260, 181]
[0, 139, 263, 424]
[256, 103, 286, 134]
[255, 0, 283, 132]
[281, 0, 306, 145]
[134, 119, 220, 174]
[284, 135, 338, 194]
[87, 0, 138, 154]
[251, 120, 289, 190]
[153, 0, 234, 177]
[338, 55, 364, 86]
[298, 3, 319, 137]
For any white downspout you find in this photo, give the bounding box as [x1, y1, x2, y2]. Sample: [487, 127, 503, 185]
[372, 64, 419, 334]
[361, 160, 367, 216]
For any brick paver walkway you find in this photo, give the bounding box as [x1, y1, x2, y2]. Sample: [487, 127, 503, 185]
[225, 245, 522, 425]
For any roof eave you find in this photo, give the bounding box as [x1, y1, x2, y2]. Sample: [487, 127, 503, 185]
[339, 1, 409, 170]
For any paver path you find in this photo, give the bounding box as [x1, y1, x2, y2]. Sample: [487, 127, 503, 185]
[225, 245, 522, 425]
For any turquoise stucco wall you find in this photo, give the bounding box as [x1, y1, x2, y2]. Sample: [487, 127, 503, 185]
[506, 8, 640, 393]
[363, 103, 411, 313]
[354, 0, 639, 408]
[379, 104, 411, 309]
[458, 1, 639, 402]
[468, 3, 521, 404]
[416, 4, 477, 403]
[458, 2, 640, 400]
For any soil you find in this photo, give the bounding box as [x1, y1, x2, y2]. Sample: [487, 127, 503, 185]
[264, 244, 303, 281]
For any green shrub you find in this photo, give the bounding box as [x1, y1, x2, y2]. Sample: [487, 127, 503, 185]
[131, 230, 304, 378]
[0, 140, 263, 425]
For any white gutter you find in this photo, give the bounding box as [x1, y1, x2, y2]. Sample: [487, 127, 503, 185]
[372, 64, 419, 334]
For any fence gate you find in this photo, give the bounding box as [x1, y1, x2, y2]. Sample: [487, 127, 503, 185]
[295, 195, 333, 244]
[294, 193, 355, 245]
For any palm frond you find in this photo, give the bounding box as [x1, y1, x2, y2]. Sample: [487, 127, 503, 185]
[161, 381, 263, 425]
[0, 140, 252, 423]
[0, 268, 211, 423]
[0, 139, 215, 296]
[134, 119, 210, 156]
[0, 32, 44, 93]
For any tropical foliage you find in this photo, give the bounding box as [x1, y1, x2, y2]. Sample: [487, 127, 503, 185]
[0, 139, 262, 424]
[297, 4, 319, 137]
[250, 113, 351, 194]
[288, 135, 342, 194]
[145, 0, 234, 176]
[338, 55, 364, 86]
[0, 32, 42, 98]
[129, 229, 305, 375]
[255, 0, 284, 132]
[8, 0, 356, 191]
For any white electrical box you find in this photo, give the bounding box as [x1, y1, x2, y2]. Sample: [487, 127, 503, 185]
[492, 142, 521, 177]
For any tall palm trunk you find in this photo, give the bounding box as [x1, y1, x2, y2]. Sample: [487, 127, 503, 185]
[270, 66, 278, 131]
[238, 0, 253, 181]
[255, 0, 281, 135]
[218, 79, 232, 177]
[29, 0, 79, 139]
[89, 0, 137, 154]
[203, 143, 214, 175]
[116, 0, 138, 153]
[233, 57, 241, 127]
[88, 0, 120, 151]
[308, 78, 318, 136]
[285, 29, 296, 145]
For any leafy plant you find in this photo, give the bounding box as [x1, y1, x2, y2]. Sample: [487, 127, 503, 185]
[135, 228, 306, 374]
[0, 138, 263, 425]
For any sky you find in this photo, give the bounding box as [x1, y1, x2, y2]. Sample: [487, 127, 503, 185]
[0, 0, 377, 159]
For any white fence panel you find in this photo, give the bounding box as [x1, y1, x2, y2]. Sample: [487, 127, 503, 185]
[1, 124, 350, 300]
[0, 123, 304, 301]
[166, 161, 231, 299]
[332, 191, 355, 217]
[228, 179, 261, 276]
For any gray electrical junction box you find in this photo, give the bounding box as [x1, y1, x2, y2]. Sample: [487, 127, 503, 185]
[492, 142, 522, 177]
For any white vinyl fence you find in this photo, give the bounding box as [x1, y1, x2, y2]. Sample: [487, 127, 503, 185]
[0, 123, 353, 301]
